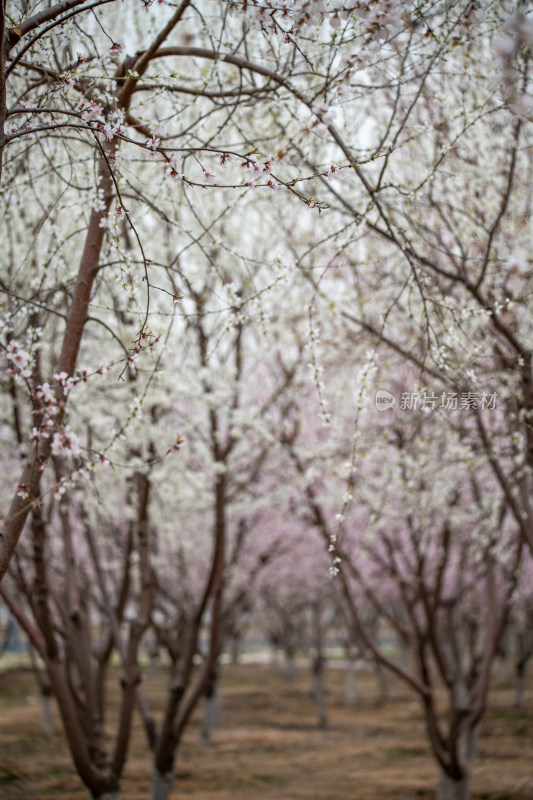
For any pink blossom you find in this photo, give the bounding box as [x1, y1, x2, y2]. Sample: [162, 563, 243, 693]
[326, 163, 340, 179]
[69, 53, 86, 68]
[81, 102, 103, 122]
[99, 122, 118, 141]
[6, 341, 30, 370]
[167, 434, 185, 454]
[97, 120, 125, 141]
[166, 167, 183, 181]
[36, 382, 56, 405]
[109, 42, 125, 58]
[51, 427, 81, 457]
[54, 371, 74, 396]
[165, 156, 183, 181]
[31, 426, 50, 444]
[241, 157, 264, 174]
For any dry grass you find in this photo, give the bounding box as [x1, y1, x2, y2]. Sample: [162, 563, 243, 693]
[0, 659, 532, 799]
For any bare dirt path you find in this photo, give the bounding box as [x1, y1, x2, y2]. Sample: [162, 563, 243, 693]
[1, 661, 531, 799]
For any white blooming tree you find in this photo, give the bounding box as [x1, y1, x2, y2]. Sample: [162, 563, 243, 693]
[2, 0, 498, 574]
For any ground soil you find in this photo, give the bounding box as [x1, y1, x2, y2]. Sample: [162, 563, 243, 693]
[0, 659, 531, 799]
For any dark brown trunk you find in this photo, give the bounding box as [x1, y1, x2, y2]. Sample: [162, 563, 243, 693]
[0, 159, 113, 581]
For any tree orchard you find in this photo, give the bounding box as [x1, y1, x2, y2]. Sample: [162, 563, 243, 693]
[1, 2, 533, 800]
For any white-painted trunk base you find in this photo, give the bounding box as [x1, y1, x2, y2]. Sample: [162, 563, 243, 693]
[201, 691, 222, 745]
[437, 769, 470, 800]
[284, 654, 296, 681]
[150, 770, 174, 800]
[41, 694, 53, 736]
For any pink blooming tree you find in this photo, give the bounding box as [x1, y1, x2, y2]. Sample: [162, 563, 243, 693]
[505, 550, 533, 709]
[255, 516, 339, 729]
[281, 377, 524, 800]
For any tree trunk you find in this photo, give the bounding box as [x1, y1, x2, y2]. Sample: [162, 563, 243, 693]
[468, 721, 482, 759]
[0, 9, 8, 184]
[374, 657, 389, 704]
[345, 646, 358, 708]
[41, 689, 54, 737]
[230, 632, 241, 665]
[496, 626, 512, 682]
[311, 605, 327, 728]
[312, 654, 328, 729]
[0, 157, 114, 581]
[269, 641, 279, 667]
[284, 648, 296, 681]
[515, 660, 526, 709]
[28, 643, 54, 735]
[149, 770, 174, 800]
[201, 673, 222, 745]
[437, 768, 470, 800]
[514, 630, 532, 709]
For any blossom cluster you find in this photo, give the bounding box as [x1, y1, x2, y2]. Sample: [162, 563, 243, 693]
[162, 151, 281, 190]
[233, 0, 407, 41]
[5, 340, 31, 378]
[78, 101, 126, 142]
